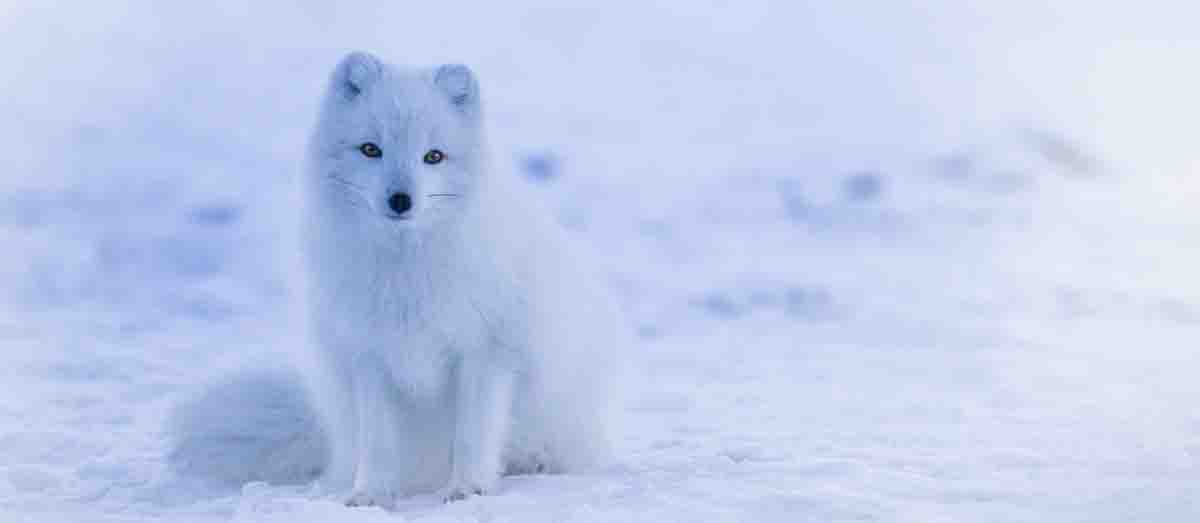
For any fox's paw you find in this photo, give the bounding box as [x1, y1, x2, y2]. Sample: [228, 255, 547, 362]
[440, 482, 485, 503]
[504, 450, 556, 476]
[344, 489, 396, 510]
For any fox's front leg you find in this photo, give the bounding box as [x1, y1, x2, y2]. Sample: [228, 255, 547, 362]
[313, 353, 358, 493]
[443, 357, 514, 502]
[345, 353, 405, 509]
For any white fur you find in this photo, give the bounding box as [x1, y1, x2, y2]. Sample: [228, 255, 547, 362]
[300, 51, 622, 506]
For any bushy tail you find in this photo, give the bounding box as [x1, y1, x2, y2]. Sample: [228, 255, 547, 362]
[166, 366, 328, 488]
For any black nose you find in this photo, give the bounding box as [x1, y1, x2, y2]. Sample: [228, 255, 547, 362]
[387, 192, 412, 215]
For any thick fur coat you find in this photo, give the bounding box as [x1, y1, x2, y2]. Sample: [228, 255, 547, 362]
[300, 51, 620, 506]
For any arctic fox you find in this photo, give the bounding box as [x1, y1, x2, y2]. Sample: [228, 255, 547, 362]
[301, 51, 622, 506]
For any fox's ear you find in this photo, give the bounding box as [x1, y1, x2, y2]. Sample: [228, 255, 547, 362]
[433, 64, 479, 116]
[330, 51, 383, 101]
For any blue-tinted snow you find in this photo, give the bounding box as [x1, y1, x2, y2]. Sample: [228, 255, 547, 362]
[1, 1, 1199, 521]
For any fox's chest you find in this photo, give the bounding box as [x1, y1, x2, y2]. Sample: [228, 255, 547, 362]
[308, 221, 528, 387]
[328, 253, 520, 362]
[328, 260, 492, 339]
[315, 272, 488, 396]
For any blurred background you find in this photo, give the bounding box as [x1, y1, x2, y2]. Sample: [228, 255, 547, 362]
[1, 2, 1197, 521]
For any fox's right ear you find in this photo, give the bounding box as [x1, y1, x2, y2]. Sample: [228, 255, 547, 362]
[330, 51, 382, 101]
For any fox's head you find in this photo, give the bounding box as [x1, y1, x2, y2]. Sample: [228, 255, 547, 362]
[308, 51, 485, 230]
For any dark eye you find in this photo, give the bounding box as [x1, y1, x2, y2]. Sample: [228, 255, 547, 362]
[423, 149, 445, 165]
[359, 142, 382, 158]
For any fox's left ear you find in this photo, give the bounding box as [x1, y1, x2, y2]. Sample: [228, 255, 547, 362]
[433, 64, 480, 116]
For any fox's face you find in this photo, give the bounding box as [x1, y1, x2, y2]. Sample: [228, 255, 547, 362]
[310, 52, 484, 231]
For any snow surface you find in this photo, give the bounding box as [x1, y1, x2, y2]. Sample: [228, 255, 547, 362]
[2, 1, 1199, 521]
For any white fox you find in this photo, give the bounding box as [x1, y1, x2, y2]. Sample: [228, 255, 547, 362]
[299, 51, 622, 506]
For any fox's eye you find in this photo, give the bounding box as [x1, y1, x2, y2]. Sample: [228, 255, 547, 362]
[423, 149, 445, 165]
[359, 142, 382, 158]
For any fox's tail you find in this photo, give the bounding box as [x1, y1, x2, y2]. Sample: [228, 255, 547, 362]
[166, 366, 328, 488]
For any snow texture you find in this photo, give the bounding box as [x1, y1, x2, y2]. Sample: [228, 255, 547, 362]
[2, 1, 1199, 521]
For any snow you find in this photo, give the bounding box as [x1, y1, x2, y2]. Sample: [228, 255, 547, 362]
[2, 1, 1199, 521]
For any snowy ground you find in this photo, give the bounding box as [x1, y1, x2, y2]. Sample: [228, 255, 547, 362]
[2, 2, 1199, 521]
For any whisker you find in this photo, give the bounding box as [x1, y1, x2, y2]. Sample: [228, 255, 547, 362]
[321, 176, 372, 210]
[427, 193, 460, 198]
[333, 193, 370, 211]
[325, 175, 368, 192]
